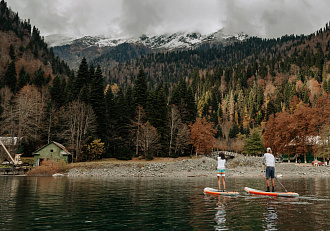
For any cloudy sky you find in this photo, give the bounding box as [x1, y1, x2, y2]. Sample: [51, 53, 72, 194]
[8, 0, 330, 38]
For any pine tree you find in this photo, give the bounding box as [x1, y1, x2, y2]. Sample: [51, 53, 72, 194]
[9, 44, 15, 60]
[243, 129, 264, 155]
[4, 60, 17, 92]
[146, 85, 169, 155]
[50, 75, 65, 109]
[133, 67, 148, 109]
[105, 85, 115, 157]
[32, 67, 46, 89]
[17, 66, 28, 91]
[65, 70, 76, 103]
[90, 65, 107, 141]
[75, 57, 89, 98]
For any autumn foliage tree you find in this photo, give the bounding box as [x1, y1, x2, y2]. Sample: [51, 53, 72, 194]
[189, 117, 216, 156]
[264, 94, 330, 162]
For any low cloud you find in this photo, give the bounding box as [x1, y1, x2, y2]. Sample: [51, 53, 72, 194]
[8, 0, 330, 38]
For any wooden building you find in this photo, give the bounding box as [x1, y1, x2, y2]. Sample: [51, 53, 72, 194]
[33, 141, 72, 167]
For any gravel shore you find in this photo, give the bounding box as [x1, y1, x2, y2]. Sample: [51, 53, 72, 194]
[67, 155, 330, 178]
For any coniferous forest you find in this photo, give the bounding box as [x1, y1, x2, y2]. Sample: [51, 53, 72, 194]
[0, 0, 329, 162]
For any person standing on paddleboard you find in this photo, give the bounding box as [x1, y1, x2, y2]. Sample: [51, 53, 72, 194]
[263, 147, 275, 192]
[217, 152, 226, 192]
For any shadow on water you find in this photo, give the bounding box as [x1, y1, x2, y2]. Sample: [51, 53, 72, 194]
[0, 176, 330, 230]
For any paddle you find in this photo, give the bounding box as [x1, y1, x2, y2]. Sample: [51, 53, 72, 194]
[275, 176, 287, 192]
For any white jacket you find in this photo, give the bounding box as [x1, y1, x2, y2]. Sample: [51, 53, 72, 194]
[263, 153, 275, 167]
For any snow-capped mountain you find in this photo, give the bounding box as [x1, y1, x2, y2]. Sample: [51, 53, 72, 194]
[45, 30, 248, 50]
[44, 34, 78, 47]
[44, 30, 248, 69]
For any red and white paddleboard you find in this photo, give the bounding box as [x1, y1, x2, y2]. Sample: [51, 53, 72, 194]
[244, 187, 299, 197]
[204, 187, 239, 196]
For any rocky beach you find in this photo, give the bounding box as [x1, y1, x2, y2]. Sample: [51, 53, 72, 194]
[67, 155, 330, 178]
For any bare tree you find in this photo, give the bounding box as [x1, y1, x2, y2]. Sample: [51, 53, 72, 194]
[139, 121, 160, 159]
[168, 105, 181, 156]
[130, 106, 146, 157]
[174, 123, 190, 155]
[60, 100, 96, 162]
[1, 85, 47, 152]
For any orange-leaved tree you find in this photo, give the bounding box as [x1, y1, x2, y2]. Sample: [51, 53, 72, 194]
[189, 117, 216, 157]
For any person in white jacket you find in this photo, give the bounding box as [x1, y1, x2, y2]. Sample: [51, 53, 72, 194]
[262, 147, 275, 192]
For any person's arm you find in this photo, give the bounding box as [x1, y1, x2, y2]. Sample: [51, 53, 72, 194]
[262, 155, 266, 165]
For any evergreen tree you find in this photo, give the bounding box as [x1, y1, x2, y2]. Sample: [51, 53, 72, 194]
[266, 98, 275, 120]
[146, 85, 169, 155]
[17, 66, 28, 91]
[125, 85, 135, 120]
[50, 75, 65, 109]
[229, 122, 239, 138]
[4, 60, 17, 92]
[32, 67, 46, 89]
[105, 85, 115, 157]
[183, 87, 196, 124]
[116, 89, 132, 158]
[65, 70, 76, 103]
[243, 129, 264, 155]
[9, 44, 15, 60]
[90, 65, 107, 141]
[75, 57, 89, 98]
[133, 67, 148, 109]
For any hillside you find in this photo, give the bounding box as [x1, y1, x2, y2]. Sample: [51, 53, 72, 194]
[0, 0, 71, 157]
[0, 0, 70, 82]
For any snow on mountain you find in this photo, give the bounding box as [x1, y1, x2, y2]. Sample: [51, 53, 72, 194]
[44, 34, 78, 47]
[45, 30, 248, 50]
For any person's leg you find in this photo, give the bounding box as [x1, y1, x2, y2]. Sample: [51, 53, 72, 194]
[266, 166, 270, 191]
[217, 176, 221, 191]
[222, 176, 226, 191]
[266, 178, 270, 191]
[271, 167, 275, 191]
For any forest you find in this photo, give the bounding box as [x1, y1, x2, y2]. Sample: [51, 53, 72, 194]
[0, 0, 329, 162]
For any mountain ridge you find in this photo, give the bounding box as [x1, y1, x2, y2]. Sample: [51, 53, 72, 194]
[45, 30, 249, 70]
[45, 30, 248, 49]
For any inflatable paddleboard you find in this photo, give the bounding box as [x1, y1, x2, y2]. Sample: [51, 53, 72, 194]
[204, 187, 239, 196]
[244, 187, 299, 197]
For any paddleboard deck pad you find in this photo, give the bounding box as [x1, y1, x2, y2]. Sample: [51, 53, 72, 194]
[204, 187, 239, 196]
[244, 187, 299, 197]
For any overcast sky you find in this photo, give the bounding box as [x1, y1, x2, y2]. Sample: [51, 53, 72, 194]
[8, 0, 330, 38]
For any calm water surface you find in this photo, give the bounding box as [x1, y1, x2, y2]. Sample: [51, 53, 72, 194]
[1, 176, 330, 230]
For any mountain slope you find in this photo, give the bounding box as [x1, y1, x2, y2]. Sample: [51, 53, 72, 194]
[45, 30, 248, 70]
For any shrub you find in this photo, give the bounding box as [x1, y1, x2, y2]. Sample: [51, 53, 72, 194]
[26, 159, 68, 176]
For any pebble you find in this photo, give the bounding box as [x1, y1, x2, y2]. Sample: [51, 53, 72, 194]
[67, 156, 330, 178]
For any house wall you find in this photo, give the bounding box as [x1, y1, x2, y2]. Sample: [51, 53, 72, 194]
[33, 143, 70, 167]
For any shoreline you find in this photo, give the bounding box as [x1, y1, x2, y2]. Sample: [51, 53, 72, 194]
[66, 156, 330, 178]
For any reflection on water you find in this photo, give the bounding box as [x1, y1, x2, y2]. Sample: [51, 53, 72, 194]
[263, 204, 278, 230]
[215, 196, 229, 230]
[0, 177, 330, 230]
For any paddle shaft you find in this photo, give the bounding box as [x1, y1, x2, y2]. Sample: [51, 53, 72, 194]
[275, 177, 287, 192]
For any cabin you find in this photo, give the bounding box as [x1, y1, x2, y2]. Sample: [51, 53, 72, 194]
[33, 141, 72, 167]
[283, 136, 327, 163]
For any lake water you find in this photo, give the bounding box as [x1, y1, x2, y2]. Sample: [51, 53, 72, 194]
[1, 176, 330, 230]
